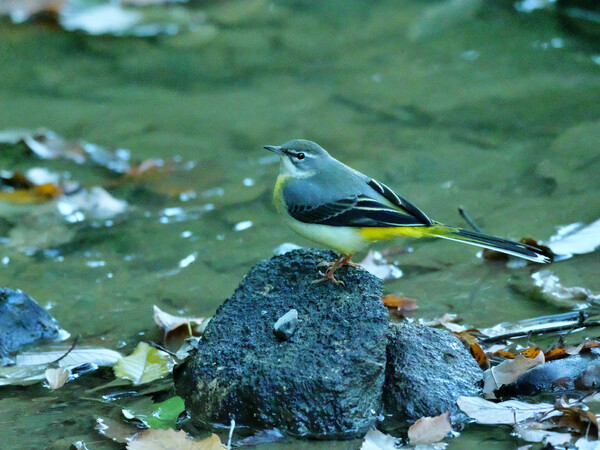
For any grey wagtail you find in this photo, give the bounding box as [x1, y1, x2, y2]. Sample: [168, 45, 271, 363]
[264, 139, 551, 284]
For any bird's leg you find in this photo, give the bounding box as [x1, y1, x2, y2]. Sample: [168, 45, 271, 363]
[313, 253, 358, 285]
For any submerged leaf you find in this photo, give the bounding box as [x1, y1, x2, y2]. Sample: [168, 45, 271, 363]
[531, 270, 600, 305]
[122, 396, 185, 430]
[408, 412, 452, 444]
[515, 422, 571, 446]
[458, 396, 554, 425]
[546, 219, 600, 259]
[126, 429, 221, 450]
[358, 250, 403, 280]
[114, 342, 174, 385]
[16, 347, 123, 367]
[360, 428, 398, 450]
[96, 417, 139, 444]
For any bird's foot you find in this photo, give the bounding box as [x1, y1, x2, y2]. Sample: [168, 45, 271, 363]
[312, 253, 357, 285]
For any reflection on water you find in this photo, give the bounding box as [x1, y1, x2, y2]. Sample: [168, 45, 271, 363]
[1, 0, 599, 447]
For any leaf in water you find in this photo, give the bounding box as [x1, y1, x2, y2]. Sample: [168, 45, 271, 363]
[57, 186, 128, 220]
[420, 313, 464, 331]
[457, 396, 554, 425]
[483, 353, 545, 397]
[574, 438, 600, 450]
[515, 422, 571, 446]
[360, 428, 399, 450]
[408, 412, 452, 445]
[546, 219, 600, 259]
[381, 295, 418, 311]
[0, 364, 47, 386]
[126, 429, 222, 450]
[122, 396, 185, 430]
[114, 342, 174, 385]
[520, 347, 541, 359]
[153, 305, 211, 342]
[553, 398, 599, 438]
[45, 366, 70, 389]
[16, 347, 123, 367]
[453, 330, 489, 370]
[531, 270, 600, 305]
[96, 417, 138, 444]
[0, 171, 63, 204]
[357, 250, 403, 281]
[490, 349, 516, 359]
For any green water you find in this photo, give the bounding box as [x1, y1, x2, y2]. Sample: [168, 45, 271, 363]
[1, 0, 599, 448]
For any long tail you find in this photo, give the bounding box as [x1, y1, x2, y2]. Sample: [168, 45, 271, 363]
[428, 224, 551, 264]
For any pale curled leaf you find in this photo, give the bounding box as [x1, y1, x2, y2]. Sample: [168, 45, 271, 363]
[546, 219, 600, 258]
[45, 367, 70, 389]
[358, 250, 403, 281]
[408, 412, 452, 444]
[153, 305, 211, 338]
[16, 347, 123, 367]
[458, 396, 554, 425]
[483, 353, 545, 397]
[360, 428, 398, 450]
[531, 270, 600, 304]
[126, 428, 222, 450]
[114, 342, 174, 385]
[575, 437, 600, 449]
[515, 422, 571, 446]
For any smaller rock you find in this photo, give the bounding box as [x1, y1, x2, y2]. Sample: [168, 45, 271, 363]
[273, 309, 299, 341]
[383, 322, 482, 422]
[0, 288, 68, 365]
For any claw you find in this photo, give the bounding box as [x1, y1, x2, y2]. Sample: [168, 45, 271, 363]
[312, 253, 355, 285]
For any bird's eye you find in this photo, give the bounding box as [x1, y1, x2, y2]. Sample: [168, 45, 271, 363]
[296, 152, 305, 160]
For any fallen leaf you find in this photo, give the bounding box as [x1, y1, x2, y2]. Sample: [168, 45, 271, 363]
[515, 422, 571, 446]
[127, 429, 221, 450]
[153, 305, 211, 343]
[57, 186, 127, 221]
[421, 313, 466, 332]
[408, 412, 452, 444]
[381, 295, 418, 317]
[358, 250, 403, 281]
[553, 398, 599, 438]
[0, 171, 63, 204]
[16, 347, 123, 367]
[96, 417, 139, 444]
[521, 347, 541, 359]
[546, 219, 600, 259]
[453, 331, 489, 370]
[45, 366, 70, 389]
[483, 352, 545, 397]
[458, 396, 554, 425]
[360, 428, 398, 450]
[544, 347, 569, 362]
[490, 349, 517, 359]
[531, 270, 600, 305]
[574, 437, 600, 449]
[122, 396, 185, 430]
[114, 342, 174, 385]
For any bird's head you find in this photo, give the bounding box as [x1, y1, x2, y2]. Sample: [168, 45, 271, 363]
[263, 139, 330, 179]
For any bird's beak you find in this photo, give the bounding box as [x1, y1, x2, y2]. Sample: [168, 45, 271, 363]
[263, 145, 282, 155]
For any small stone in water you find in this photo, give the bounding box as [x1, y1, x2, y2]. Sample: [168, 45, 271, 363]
[273, 309, 299, 341]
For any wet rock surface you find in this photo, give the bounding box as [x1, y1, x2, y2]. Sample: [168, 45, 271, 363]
[383, 322, 483, 422]
[174, 249, 389, 440]
[0, 287, 66, 365]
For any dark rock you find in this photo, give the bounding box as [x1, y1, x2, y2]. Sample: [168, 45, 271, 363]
[174, 249, 388, 440]
[383, 322, 482, 422]
[0, 287, 67, 365]
[497, 352, 600, 397]
[273, 308, 298, 341]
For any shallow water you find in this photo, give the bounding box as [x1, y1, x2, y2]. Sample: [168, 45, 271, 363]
[1, 0, 599, 448]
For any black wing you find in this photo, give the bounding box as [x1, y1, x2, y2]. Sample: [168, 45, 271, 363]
[288, 193, 431, 227]
[367, 179, 433, 226]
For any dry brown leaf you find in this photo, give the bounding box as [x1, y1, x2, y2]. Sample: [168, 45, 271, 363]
[521, 347, 541, 359]
[553, 398, 599, 438]
[483, 352, 545, 397]
[408, 412, 452, 444]
[490, 349, 517, 359]
[127, 429, 221, 450]
[0, 171, 63, 204]
[45, 367, 70, 389]
[381, 295, 418, 311]
[543, 347, 569, 362]
[453, 331, 489, 370]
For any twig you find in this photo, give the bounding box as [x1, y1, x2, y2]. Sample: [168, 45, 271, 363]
[480, 316, 600, 344]
[51, 334, 81, 365]
[227, 417, 235, 450]
[148, 341, 178, 359]
[458, 206, 483, 233]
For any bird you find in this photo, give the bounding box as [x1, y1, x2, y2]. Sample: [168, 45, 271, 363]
[264, 139, 551, 284]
